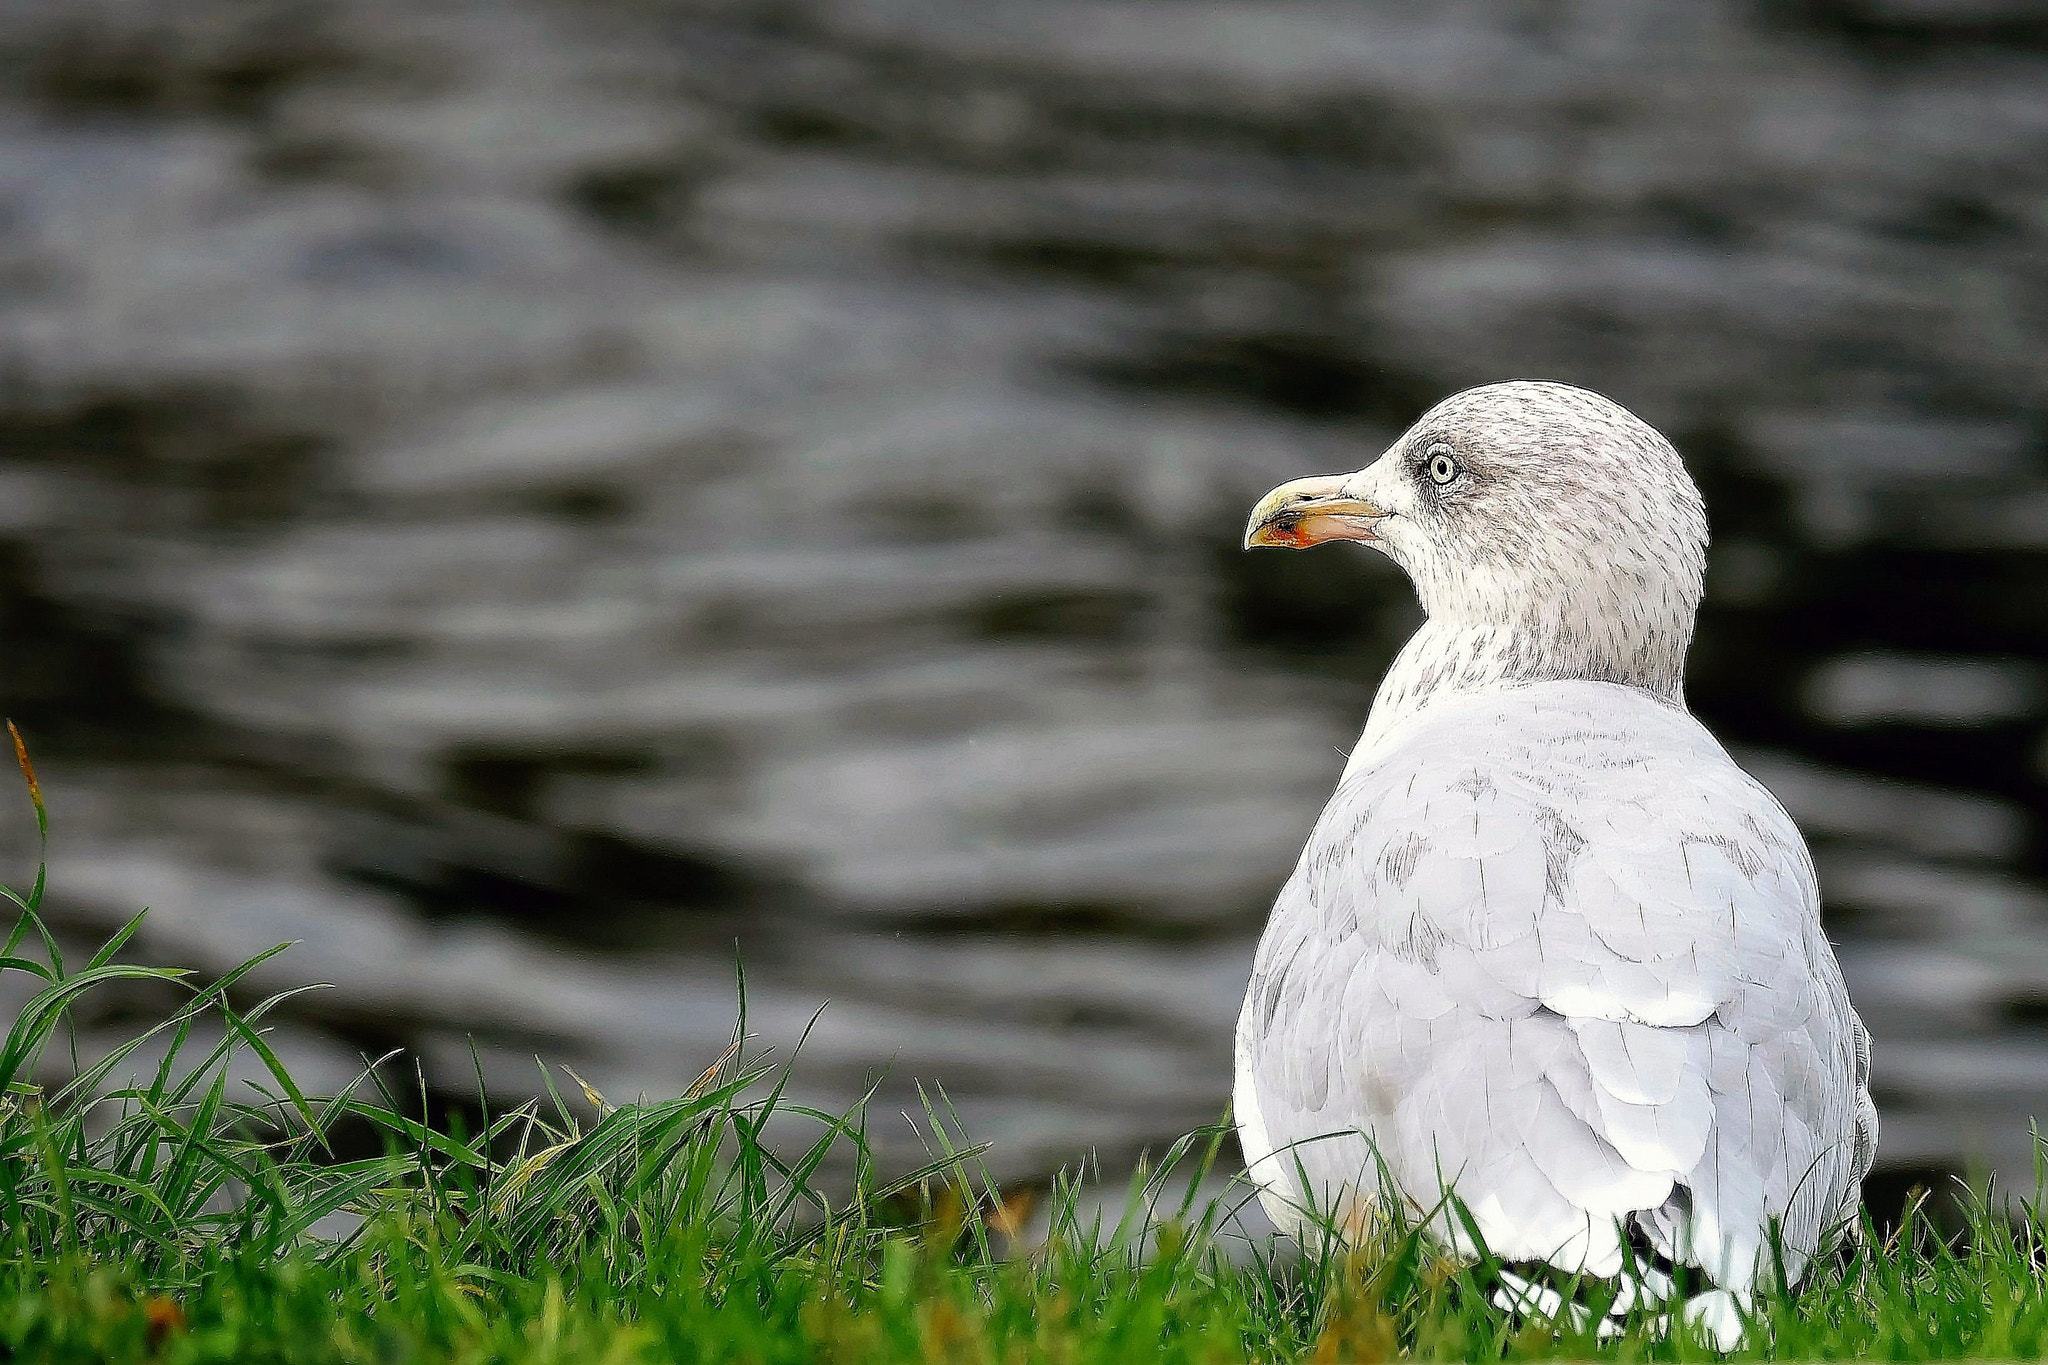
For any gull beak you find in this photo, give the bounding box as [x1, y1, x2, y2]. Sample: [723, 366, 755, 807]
[1243, 475, 1386, 549]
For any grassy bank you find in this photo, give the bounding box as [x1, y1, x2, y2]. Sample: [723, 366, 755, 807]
[7, 739, 2048, 1361]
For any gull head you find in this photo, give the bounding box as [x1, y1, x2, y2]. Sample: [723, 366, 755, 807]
[1246, 380, 1709, 693]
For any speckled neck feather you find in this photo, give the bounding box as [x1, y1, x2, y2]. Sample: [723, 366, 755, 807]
[1346, 382, 1708, 772]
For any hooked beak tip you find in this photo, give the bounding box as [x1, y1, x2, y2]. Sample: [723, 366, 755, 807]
[1243, 477, 1386, 550]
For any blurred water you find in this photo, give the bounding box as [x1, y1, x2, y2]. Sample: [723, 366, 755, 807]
[1, 0, 2045, 1203]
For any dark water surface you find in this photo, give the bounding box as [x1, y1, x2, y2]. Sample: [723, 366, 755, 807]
[2, 0, 2047, 1203]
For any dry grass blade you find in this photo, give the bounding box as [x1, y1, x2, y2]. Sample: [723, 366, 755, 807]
[686, 1038, 743, 1101]
[558, 1065, 614, 1117]
[5, 721, 43, 835]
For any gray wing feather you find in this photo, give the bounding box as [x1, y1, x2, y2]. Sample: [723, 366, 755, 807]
[1236, 681, 1874, 1291]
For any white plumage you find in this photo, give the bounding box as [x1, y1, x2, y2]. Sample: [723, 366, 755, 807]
[1234, 381, 1875, 1300]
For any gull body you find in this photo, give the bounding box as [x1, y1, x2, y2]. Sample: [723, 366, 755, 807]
[1234, 381, 1875, 1295]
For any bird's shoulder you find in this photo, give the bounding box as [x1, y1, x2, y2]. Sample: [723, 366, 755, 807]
[1273, 679, 1822, 1026]
[1324, 679, 1809, 887]
[1354, 679, 1759, 796]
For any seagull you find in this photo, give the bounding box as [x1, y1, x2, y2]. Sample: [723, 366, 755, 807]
[1233, 381, 1876, 1330]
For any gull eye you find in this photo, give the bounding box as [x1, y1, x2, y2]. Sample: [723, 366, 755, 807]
[1425, 446, 1459, 486]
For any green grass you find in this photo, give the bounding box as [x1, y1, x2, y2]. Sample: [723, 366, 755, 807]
[8, 737, 2048, 1361]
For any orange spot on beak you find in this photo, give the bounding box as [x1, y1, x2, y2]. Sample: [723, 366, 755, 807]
[1244, 476, 1386, 549]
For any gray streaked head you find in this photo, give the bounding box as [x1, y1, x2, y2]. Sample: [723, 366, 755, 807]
[1246, 380, 1709, 696]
